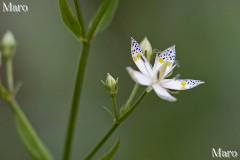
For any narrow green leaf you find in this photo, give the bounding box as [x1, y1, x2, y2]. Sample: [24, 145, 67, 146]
[99, 137, 120, 160]
[15, 114, 54, 160]
[103, 106, 114, 117]
[59, 0, 82, 40]
[90, 0, 119, 35]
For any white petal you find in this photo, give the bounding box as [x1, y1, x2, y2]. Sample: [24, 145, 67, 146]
[161, 79, 205, 90]
[131, 37, 153, 77]
[153, 53, 160, 74]
[153, 45, 176, 75]
[152, 84, 177, 102]
[126, 67, 152, 86]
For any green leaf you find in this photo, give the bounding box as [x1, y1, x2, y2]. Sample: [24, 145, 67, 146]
[59, 0, 82, 40]
[90, 0, 119, 35]
[99, 137, 120, 160]
[103, 106, 114, 117]
[15, 114, 54, 160]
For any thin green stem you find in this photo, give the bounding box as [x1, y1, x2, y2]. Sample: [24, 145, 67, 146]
[87, 0, 112, 40]
[63, 0, 117, 159]
[111, 96, 119, 121]
[62, 42, 90, 160]
[84, 123, 119, 160]
[124, 83, 139, 110]
[119, 89, 148, 123]
[74, 0, 86, 36]
[6, 58, 14, 93]
[84, 89, 149, 160]
[62, 1, 88, 159]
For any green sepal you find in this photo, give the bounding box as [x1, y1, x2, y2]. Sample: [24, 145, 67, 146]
[167, 89, 179, 94]
[59, 0, 83, 40]
[99, 137, 120, 160]
[146, 86, 153, 93]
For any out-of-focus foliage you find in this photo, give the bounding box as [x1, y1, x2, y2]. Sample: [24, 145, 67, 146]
[89, 0, 119, 35]
[1, 0, 240, 160]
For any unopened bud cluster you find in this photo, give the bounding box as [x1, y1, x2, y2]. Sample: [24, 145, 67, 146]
[1, 31, 16, 58]
[102, 73, 118, 97]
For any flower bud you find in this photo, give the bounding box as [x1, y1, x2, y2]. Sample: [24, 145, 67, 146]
[101, 73, 118, 97]
[1, 31, 16, 58]
[140, 37, 152, 62]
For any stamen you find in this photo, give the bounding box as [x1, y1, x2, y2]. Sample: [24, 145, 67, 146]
[157, 70, 160, 81]
[175, 60, 180, 68]
[174, 74, 181, 80]
[141, 56, 145, 62]
[153, 49, 162, 54]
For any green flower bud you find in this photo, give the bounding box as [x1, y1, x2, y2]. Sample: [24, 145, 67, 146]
[1, 31, 16, 58]
[102, 73, 118, 97]
[140, 37, 152, 62]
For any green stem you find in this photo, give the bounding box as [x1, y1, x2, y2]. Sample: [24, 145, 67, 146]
[87, 0, 112, 39]
[111, 96, 119, 121]
[84, 89, 149, 160]
[74, 0, 86, 36]
[62, 42, 90, 160]
[124, 83, 139, 110]
[84, 123, 119, 160]
[6, 58, 14, 93]
[63, 0, 117, 159]
[119, 89, 148, 122]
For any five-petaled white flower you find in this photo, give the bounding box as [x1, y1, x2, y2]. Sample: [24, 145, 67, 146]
[127, 37, 204, 102]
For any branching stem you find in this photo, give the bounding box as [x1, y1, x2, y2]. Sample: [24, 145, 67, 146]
[84, 89, 149, 160]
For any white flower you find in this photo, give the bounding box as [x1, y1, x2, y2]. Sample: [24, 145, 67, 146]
[127, 37, 204, 102]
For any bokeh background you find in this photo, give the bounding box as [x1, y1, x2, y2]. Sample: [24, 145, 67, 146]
[1, 0, 240, 159]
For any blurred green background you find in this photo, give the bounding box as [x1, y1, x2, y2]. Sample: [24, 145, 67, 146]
[1, 0, 240, 159]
